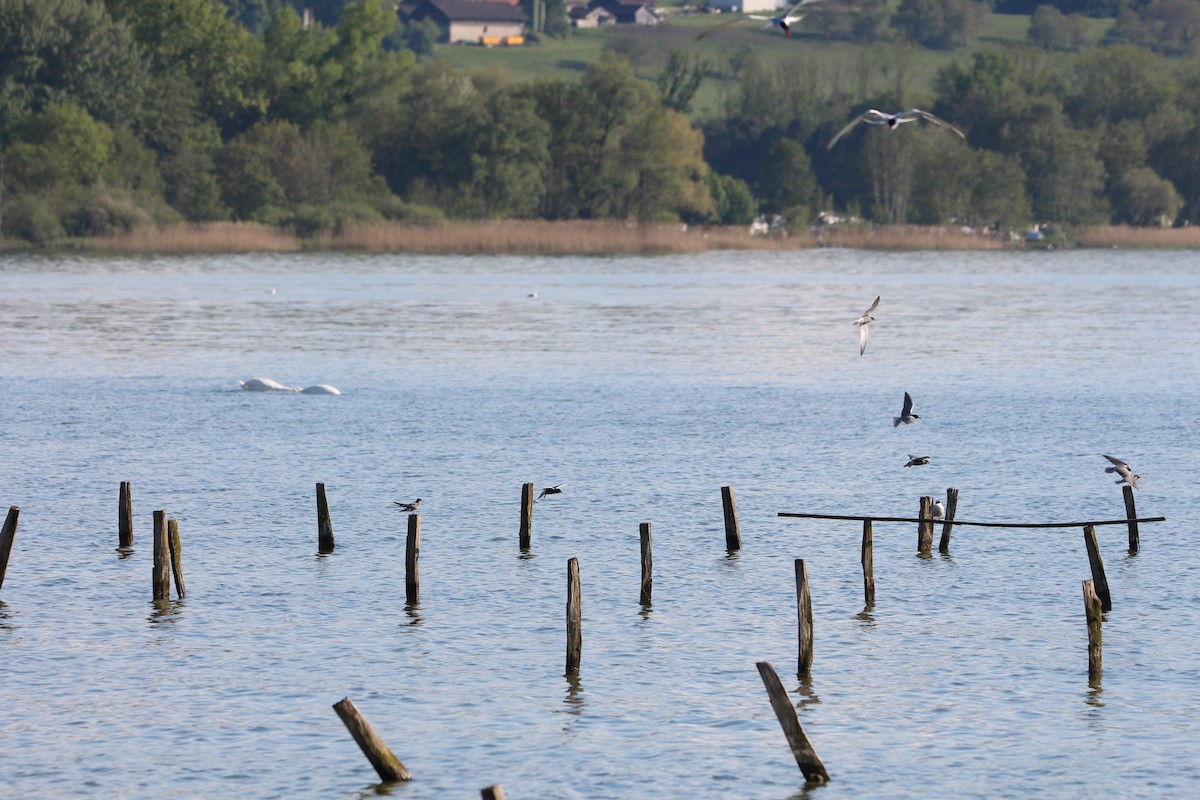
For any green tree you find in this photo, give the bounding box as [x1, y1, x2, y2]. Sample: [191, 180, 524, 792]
[4, 102, 114, 192]
[705, 172, 756, 225]
[1028, 5, 1092, 52]
[757, 139, 820, 218]
[1065, 45, 1175, 128]
[1111, 167, 1182, 226]
[610, 106, 712, 222]
[892, 0, 987, 49]
[657, 49, 707, 115]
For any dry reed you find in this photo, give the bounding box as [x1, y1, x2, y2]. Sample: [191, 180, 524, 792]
[1073, 225, 1200, 249]
[82, 223, 303, 253]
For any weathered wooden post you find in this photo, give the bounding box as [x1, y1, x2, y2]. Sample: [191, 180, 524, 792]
[1122, 485, 1139, 554]
[316, 483, 334, 554]
[167, 518, 186, 599]
[118, 481, 133, 548]
[861, 519, 875, 606]
[152, 510, 170, 600]
[1082, 525, 1111, 612]
[405, 513, 420, 604]
[481, 786, 507, 800]
[721, 485, 741, 550]
[332, 698, 413, 782]
[639, 522, 652, 605]
[0, 506, 19, 593]
[756, 661, 830, 784]
[519, 483, 534, 550]
[795, 559, 813, 675]
[937, 487, 959, 553]
[1082, 580, 1103, 679]
[917, 496, 933, 555]
[566, 557, 581, 676]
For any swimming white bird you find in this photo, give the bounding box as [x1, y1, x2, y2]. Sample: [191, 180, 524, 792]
[538, 484, 565, 500]
[904, 454, 929, 467]
[931, 499, 945, 519]
[827, 108, 966, 150]
[893, 392, 919, 427]
[393, 499, 421, 512]
[696, 0, 827, 39]
[854, 295, 879, 356]
[301, 384, 341, 395]
[1103, 455, 1141, 490]
[239, 377, 299, 392]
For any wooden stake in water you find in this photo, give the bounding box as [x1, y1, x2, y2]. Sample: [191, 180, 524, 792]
[917, 496, 933, 555]
[118, 481, 133, 548]
[406, 513, 421, 604]
[721, 485, 741, 550]
[332, 697, 413, 782]
[861, 519, 875, 606]
[566, 557, 581, 676]
[1082, 525, 1112, 612]
[1082, 580, 1103, 679]
[1122, 485, 1139, 554]
[756, 660, 830, 784]
[937, 487, 959, 553]
[795, 559, 813, 675]
[481, 786, 507, 800]
[639, 522, 653, 605]
[0, 506, 20, 593]
[152, 510, 170, 600]
[316, 483, 334, 554]
[167, 518, 186, 599]
[519, 483, 534, 550]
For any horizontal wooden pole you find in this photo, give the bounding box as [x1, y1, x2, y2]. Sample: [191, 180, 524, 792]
[779, 512, 1165, 529]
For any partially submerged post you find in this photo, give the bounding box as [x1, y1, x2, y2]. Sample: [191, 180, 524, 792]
[0, 506, 19, 593]
[795, 559, 813, 675]
[1082, 525, 1111, 612]
[721, 486, 741, 550]
[481, 786, 507, 800]
[1082, 580, 1103, 679]
[316, 483, 334, 554]
[332, 697, 413, 782]
[118, 481, 133, 548]
[167, 518, 186, 599]
[917, 496, 933, 555]
[152, 510, 170, 600]
[566, 557, 581, 676]
[519, 483, 534, 550]
[1122, 485, 1139, 554]
[756, 661, 830, 784]
[639, 522, 652, 605]
[406, 514, 421, 605]
[860, 519, 875, 606]
[938, 487, 959, 553]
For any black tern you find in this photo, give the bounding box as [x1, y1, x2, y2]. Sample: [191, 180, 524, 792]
[827, 108, 966, 150]
[538, 484, 565, 500]
[893, 392, 919, 427]
[1102, 455, 1141, 490]
[854, 295, 880, 357]
[393, 498, 422, 512]
[904, 455, 929, 467]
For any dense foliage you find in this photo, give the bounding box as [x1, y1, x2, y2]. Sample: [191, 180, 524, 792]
[1, 0, 1199, 243]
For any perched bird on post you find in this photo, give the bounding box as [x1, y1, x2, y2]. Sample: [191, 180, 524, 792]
[393, 498, 421, 512]
[932, 499, 945, 519]
[1102, 455, 1141, 490]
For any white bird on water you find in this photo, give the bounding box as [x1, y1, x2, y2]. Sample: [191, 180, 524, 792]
[696, 0, 827, 39]
[893, 392, 919, 427]
[1103, 455, 1141, 490]
[854, 295, 880, 356]
[827, 108, 966, 150]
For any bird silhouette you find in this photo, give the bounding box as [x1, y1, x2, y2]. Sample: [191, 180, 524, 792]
[538, 484, 565, 500]
[696, 0, 827, 39]
[904, 455, 929, 467]
[393, 498, 421, 512]
[893, 392, 919, 427]
[827, 108, 966, 150]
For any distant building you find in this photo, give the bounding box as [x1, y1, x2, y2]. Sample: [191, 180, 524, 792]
[707, 0, 780, 13]
[568, 3, 616, 27]
[586, 0, 660, 25]
[399, 0, 529, 43]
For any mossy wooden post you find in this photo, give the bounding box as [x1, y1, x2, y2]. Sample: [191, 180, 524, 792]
[1082, 580, 1103, 680]
[332, 697, 413, 782]
[1122, 485, 1139, 554]
[316, 482, 334, 554]
[519, 483, 534, 550]
[481, 786, 507, 800]
[405, 513, 420, 604]
[756, 660, 830, 784]
[118, 481, 133, 548]
[721, 485, 741, 550]
[1082, 525, 1111, 612]
[167, 518, 186, 599]
[795, 559, 813, 675]
[0, 506, 19, 593]
[152, 510, 170, 600]
[860, 519, 875, 606]
[917, 496, 933, 556]
[566, 557, 581, 676]
[937, 487, 959, 554]
[639, 522, 652, 605]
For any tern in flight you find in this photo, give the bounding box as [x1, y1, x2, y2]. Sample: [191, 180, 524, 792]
[697, 0, 827, 39]
[538, 484, 566, 500]
[904, 455, 929, 468]
[1102, 455, 1141, 490]
[893, 392, 919, 427]
[393, 498, 422, 512]
[827, 108, 966, 150]
[854, 295, 879, 356]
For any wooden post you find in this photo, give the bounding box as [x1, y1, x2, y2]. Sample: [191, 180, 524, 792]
[0, 506, 19, 592]
[481, 786, 507, 800]
[118, 481, 133, 548]
[152, 510, 170, 600]
[316, 483, 334, 553]
[519, 483, 534, 550]
[332, 697, 413, 782]
[167, 518, 186, 599]
[795, 559, 813, 675]
[917, 496, 932, 555]
[938, 487, 959, 553]
[721, 485, 741, 550]
[1082, 580, 1102, 679]
[756, 661, 830, 784]
[639, 522, 652, 605]
[1122, 485, 1139, 554]
[1082, 525, 1112, 612]
[566, 557, 581, 676]
[860, 519, 875, 606]
[405, 513, 420, 604]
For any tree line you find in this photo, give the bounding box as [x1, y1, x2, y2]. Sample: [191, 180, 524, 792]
[1, 0, 1198, 245]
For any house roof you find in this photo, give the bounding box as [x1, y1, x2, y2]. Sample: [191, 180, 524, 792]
[416, 0, 529, 22]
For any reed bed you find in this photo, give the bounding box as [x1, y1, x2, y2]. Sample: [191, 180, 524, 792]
[1073, 224, 1200, 249]
[813, 224, 1008, 251]
[82, 223, 304, 253]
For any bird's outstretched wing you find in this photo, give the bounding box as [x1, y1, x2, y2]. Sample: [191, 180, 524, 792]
[865, 295, 880, 315]
[695, 14, 750, 39]
[859, 323, 869, 356]
[901, 392, 914, 416]
[1102, 454, 1128, 468]
[908, 109, 967, 140]
[827, 113, 867, 150]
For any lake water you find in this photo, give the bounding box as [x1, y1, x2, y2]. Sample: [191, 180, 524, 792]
[0, 249, 1197, 799]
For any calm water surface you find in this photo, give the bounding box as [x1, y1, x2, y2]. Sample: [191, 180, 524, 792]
[0, 249, 1197, 798]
